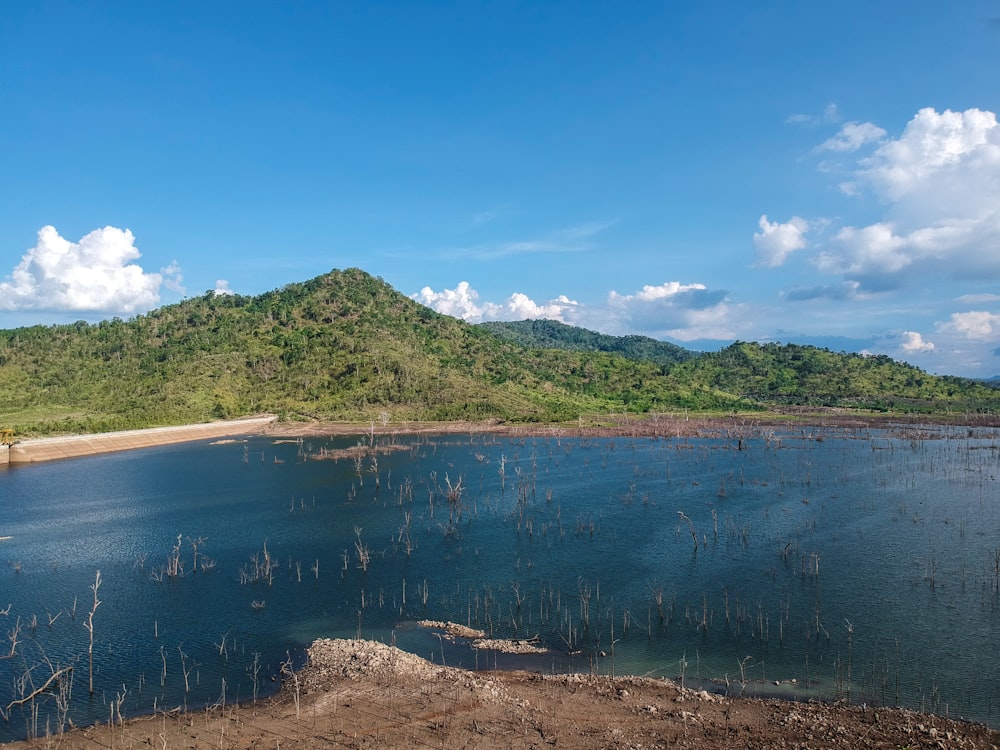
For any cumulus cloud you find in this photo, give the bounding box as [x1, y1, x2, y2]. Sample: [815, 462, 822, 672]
[607, 281, 714, 307]
[161, 261, 184, 294]
[605, 282, 736, 341]
[771, 107, 1000, 292]
[819, 121, 886, 152]
[213, 280, 235, 296]
[861, 108, 999, 203]
[753, 215, 809, 267]
[412, 282, 578, 323]
[412, 282, 482, 320]
[821, 217, 1000, 287]
[938, 311, 1000, 340]
[900, 331, 935, 353]
[920, 311, 1000, 375]
[413, 279, 739, 341]
[844, 109, 1000, 285]
[0, 226, 180, 315]
[816, 223, 910, 279]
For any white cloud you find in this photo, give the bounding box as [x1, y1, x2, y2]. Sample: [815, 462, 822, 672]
[938, 311, 1000, 340]
[819, 121, 887, 152]
[609, 281, 708, 304]
[413, 279, 740, 342]
[955, 293, 1000, 304]
[485, 292, 578, 321]
[817, 222, 910, 278]
[753, 215, 809, 267]
[412, 282, 577, 323]
[918, 311, 1000, 376]
[412, 282, 483, 320]
[213, 280, 234, 297]
[161, 261, 184, 294]
[442, 221, 615, 261]
[787, 103, 840, 126]
[861, 108, 999, 202]
[900, 331, 934, 353]
[777, 107, 1000, 291]
[0, 226, 178, 315]
[783, 280, 863, 302]
[605, 281, 737, 341]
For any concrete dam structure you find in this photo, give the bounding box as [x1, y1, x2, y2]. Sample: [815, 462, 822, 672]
[0, 416, 276, 465]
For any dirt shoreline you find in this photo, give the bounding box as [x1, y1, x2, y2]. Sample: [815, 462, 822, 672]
[7, 638, 998, 749]
[6, 408, 999, 466]
[261, 409, 1000, 441]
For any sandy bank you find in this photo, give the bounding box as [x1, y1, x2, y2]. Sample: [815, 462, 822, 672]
[3, 416, 277, 465]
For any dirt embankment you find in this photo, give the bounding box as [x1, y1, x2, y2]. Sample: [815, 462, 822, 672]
[9, 638, 999, 749]
[8, 409, 999, 465]
[262, 410, 1000, 442]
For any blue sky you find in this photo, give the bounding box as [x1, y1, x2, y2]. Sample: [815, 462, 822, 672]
[2, 2, 1000, 378]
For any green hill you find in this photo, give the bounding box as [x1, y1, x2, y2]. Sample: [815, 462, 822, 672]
[0, 269, 995, 435]
[669, 341, 994, 413]
[0, 269, 745, 435]
[479, 321, 999, 414]
[477, 319, 695, 367]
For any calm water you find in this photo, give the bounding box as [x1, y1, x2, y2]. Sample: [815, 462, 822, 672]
[1, 424, 999, 739]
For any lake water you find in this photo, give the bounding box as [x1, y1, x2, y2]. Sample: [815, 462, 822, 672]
[1, 423, 998, 739]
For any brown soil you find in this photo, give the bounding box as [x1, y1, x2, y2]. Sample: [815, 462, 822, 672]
[263, 409, 1000, 443]
[9, 638, 998, 749]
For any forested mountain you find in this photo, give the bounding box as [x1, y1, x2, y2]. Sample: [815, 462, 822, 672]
[478, 319, 694, 366]
[0, 269, 996, 435]
[0, 270, 744, 434]
[668, 342, 991, 412]
[480, 321, 999, 412]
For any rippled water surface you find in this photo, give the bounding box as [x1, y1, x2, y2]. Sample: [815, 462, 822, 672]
[1, 424, 999, 739]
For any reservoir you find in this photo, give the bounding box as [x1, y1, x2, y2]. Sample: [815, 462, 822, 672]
[0, 423, 998, 739]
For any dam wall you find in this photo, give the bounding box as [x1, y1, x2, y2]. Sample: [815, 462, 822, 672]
[4, 416, 276, 465]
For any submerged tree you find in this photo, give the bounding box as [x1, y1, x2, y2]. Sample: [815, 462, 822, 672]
[84, 570, 102, 696]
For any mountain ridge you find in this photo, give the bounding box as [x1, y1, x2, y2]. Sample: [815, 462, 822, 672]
[0, 268, 996, 435]
[477, 319, 695, 366]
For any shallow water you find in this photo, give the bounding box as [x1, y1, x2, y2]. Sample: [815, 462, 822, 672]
[0, 425, 998, 739]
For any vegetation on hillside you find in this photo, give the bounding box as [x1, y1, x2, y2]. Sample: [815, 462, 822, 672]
[478, 319, 694, 367]
[668, 341, 993, 413]
[0, 269, 996, 435]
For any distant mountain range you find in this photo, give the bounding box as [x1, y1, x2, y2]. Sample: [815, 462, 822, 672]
[1, 268, 996, 435]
